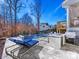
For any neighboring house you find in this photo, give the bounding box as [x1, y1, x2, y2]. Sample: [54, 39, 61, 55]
[56, 21, 67, 33]
[36, 23, 57, 32]
[50, 25, 54, 29]
[39, 23, 51, 31]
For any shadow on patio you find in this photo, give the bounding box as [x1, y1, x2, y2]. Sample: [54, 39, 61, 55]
[61, 43, 79, 54]
[17, 45, 43, 59]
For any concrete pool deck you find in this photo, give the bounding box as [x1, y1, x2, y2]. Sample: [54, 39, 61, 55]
[2, 38, 79, 59]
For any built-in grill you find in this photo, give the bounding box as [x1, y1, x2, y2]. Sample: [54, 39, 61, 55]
[74, 32, 79, 45]
[66, 31, 79, 46]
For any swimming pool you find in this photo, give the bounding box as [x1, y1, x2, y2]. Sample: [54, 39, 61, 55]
[24, 34, 48, 40]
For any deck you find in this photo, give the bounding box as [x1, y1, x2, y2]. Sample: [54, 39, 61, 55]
[1, 38, 79, 59]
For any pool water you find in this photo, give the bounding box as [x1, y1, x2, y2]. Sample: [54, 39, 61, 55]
[24, 34, 48, 40]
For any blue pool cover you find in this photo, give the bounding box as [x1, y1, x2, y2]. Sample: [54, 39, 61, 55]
[10, 38, 39, 47]
[9, 34, 48, 47]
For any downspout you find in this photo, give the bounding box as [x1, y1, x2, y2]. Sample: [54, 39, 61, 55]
[67, 7, 70, 32]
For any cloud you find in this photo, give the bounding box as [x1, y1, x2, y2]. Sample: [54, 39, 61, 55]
[53, 4, 62, 13]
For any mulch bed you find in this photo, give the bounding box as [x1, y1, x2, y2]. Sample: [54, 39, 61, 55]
[0, 39, 6, 59]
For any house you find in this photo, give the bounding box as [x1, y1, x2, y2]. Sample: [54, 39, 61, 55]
[39, 23, 51, 31]
[62, 0, 79, 45]
[56, 21, 67, 33]
[62, 0, 79, 32]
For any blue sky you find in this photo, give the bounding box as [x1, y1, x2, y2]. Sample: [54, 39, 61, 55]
[17, 0, 67, 25]
[40, 0, 66, 25]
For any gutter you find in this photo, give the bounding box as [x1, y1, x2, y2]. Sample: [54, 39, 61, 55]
[62, 0, 79, 8]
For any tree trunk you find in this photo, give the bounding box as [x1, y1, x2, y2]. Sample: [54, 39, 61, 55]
[9, 0, 13, 36]
[14, 0, 17, 36]
[37, 17, 40, 32]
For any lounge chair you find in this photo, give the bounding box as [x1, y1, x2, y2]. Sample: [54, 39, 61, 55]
[5, 37, 39, 59]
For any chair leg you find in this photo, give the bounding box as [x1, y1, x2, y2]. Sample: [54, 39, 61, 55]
[20, 45, 37, 58]
[5, 44, 22, 59]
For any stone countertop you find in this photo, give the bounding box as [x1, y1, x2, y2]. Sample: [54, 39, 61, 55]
[48, 33, 65, 38]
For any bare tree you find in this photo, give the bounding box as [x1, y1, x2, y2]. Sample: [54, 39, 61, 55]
[20, 13, 34, 34]
[12, 0, 25, 35]
[21, 13, 33, 25]
[30, 0, 42, 32]
[3, 0, 25, 36]
[2, 0, 25, 36]
[0, 0, 31, 36]
[3, 0, 13, 36]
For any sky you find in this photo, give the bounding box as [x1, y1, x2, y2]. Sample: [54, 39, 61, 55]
[24, 0, 66, 25]
[40, 0, 66, 25]
[0, 0, 66, 25]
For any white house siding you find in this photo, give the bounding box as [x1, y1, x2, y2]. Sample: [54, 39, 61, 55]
[62, 0, 79, 32]
[40, 23, 50, 31]
[62, 0, 79, 45]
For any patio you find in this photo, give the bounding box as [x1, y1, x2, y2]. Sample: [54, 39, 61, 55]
[2, 36, 79, 59]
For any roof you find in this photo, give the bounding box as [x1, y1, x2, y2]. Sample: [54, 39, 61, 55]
[40, 23, 49, 26]
[57, 20, 66, 23]
[62, 0, 79, 8]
